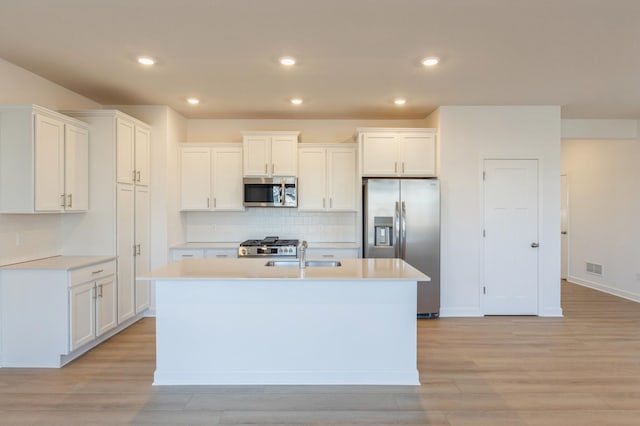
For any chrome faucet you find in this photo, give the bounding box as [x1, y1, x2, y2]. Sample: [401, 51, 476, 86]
[298, 240, 308, 269]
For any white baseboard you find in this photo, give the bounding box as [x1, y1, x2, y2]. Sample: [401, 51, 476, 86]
[439, 307, 483, 317]
[567, 276, 640, 303]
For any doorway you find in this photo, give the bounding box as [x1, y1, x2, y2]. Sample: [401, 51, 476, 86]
[483, 159, 539, 315]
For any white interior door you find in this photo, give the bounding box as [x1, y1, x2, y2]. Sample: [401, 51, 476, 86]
[560, 174, 569, 280]
[483, 159, 539, 315]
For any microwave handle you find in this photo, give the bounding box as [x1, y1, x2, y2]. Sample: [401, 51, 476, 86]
[280, 180, 286, 205]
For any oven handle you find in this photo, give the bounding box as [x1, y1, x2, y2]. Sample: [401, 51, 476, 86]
[281, 179, 286, 206]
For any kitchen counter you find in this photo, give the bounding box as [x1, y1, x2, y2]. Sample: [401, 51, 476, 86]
[140, 257, 427, 281]
[0, 255, 116, 270]
[145, 258, 427, 386]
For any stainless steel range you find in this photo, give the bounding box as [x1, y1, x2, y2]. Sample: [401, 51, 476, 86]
[238, 236, 299, 258]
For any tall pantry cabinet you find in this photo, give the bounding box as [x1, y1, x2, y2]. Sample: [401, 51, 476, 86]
[62, 110, 151, 323]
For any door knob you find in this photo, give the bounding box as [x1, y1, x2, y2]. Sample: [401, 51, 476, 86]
[531, 242, 539, 248]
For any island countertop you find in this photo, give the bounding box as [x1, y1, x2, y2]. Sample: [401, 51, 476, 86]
[140, 257, 429, 281]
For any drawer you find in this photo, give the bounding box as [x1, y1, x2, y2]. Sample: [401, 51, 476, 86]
[69, 261, 116, 287]
[171, 248, 205, 262]
[205, 249, 237, 259]
[306, 248, 359, 259]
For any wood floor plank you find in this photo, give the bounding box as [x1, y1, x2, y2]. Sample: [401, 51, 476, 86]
[0, 280, 638, 425]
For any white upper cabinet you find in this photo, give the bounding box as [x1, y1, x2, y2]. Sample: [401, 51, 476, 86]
[180, 144, 244, 211]
[359, 128, 437, 177]
[242, 131, 299, 177]
[116, 117, 150, 185]
[0, 105, 89, 213]
[298, 145, 357, 211]
[64, 124, 89, 211]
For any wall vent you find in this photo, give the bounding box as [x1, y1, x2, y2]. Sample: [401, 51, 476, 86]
[586, 262, 603, 276]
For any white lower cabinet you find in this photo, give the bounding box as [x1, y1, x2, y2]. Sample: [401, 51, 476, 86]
[306, 247, 359, 259]
[170, 247, 237, 263]
[0, 258, 117, 367]
[69, 268, 117, 351]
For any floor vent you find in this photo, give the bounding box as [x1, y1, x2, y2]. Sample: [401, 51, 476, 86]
[586, 262, 603, 276]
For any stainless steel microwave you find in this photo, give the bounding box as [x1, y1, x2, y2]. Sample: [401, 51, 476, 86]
[243, 177, 297, 207]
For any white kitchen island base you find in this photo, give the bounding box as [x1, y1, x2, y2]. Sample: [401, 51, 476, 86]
[147, 258, 427, 386]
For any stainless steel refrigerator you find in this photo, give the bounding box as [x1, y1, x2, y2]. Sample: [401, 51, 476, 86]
[363, 178, 440, 318]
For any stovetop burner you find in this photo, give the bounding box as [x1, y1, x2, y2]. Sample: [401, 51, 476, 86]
[240, 236, 299, 247]
[238, 236, 299, 257]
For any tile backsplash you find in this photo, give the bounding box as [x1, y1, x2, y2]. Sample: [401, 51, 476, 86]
[185, 209, 358, 242]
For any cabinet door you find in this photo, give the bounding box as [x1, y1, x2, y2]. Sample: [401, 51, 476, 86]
[297, 147, 327, 210]
[327, 148, 357, 211]
[212, 147, 243, 210]
[399, 133, 436, 176]
[180, 148, 212, 210]
[116, 118, 135, 184]
[34, 113, 65, 211]
[96, 275, 117, 336]
[135, 185, 150, 314]
[361, 133, 399, 176]
[243, 135, 270, 176]
[64, 124, 89, 211]
[135, 125, 151, 186]
[117, 183, 135, 323]
[271, 135, 298, 176]
[69, 281, 96, 351]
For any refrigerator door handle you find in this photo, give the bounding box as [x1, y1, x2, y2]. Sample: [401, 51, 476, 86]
[401, 201, 407, 259]
[394, 201, 401, 258]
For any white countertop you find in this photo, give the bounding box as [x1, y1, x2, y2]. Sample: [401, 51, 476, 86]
[0, 255, 116, 271]
[140, 258, 429, 281]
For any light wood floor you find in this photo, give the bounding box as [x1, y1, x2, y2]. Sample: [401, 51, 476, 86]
[1, 281, 639, 425]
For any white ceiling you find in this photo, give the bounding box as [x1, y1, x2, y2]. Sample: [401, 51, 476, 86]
[1, 0, 639, 120]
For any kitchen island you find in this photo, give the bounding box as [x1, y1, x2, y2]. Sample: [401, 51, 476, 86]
[140, 257, 429, 385]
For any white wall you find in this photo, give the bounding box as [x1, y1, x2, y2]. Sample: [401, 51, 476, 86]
[561, 121, 640, 302]
[0, 58, 100, 266]
[437, 106, 562, 317]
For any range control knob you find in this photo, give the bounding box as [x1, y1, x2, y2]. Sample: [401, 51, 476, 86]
[239, 247, 248, 256]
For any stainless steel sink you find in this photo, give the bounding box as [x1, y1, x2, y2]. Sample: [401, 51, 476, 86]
[265, 260, 342, 267]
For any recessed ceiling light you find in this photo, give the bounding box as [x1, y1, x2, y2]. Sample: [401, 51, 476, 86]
[394, 98, 407, 105]
[290, 98, 303, 105]
[137, 56, 156, 66]
[422, 57, 440, 67]
[279, 56, 296, 66]
[187, 98, 200, 105]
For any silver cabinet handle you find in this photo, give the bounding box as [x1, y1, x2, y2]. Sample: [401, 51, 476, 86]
[330, 198, 333, 208]
[182, 254, 194, 257]
[213, 197, 217, 208]
[395, 162, 398, 173]
[137, 244, 141, 256]
[60, 194, 66, 207]
[531, 242, 539, 248]
[323, 198, 326, 208]
[91, 269, 104, 275]
[215, 254, 228, 258]
[132, 170, 137, 182]
[265, 163, 268, 174]
[207, 197, 210, 208]
[561, 231, 567, 235]
[67, 194, 72, 208]
[402, 162, 405, 174]
[98, 284, 103, 298]
[137, 171, 141, 182]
